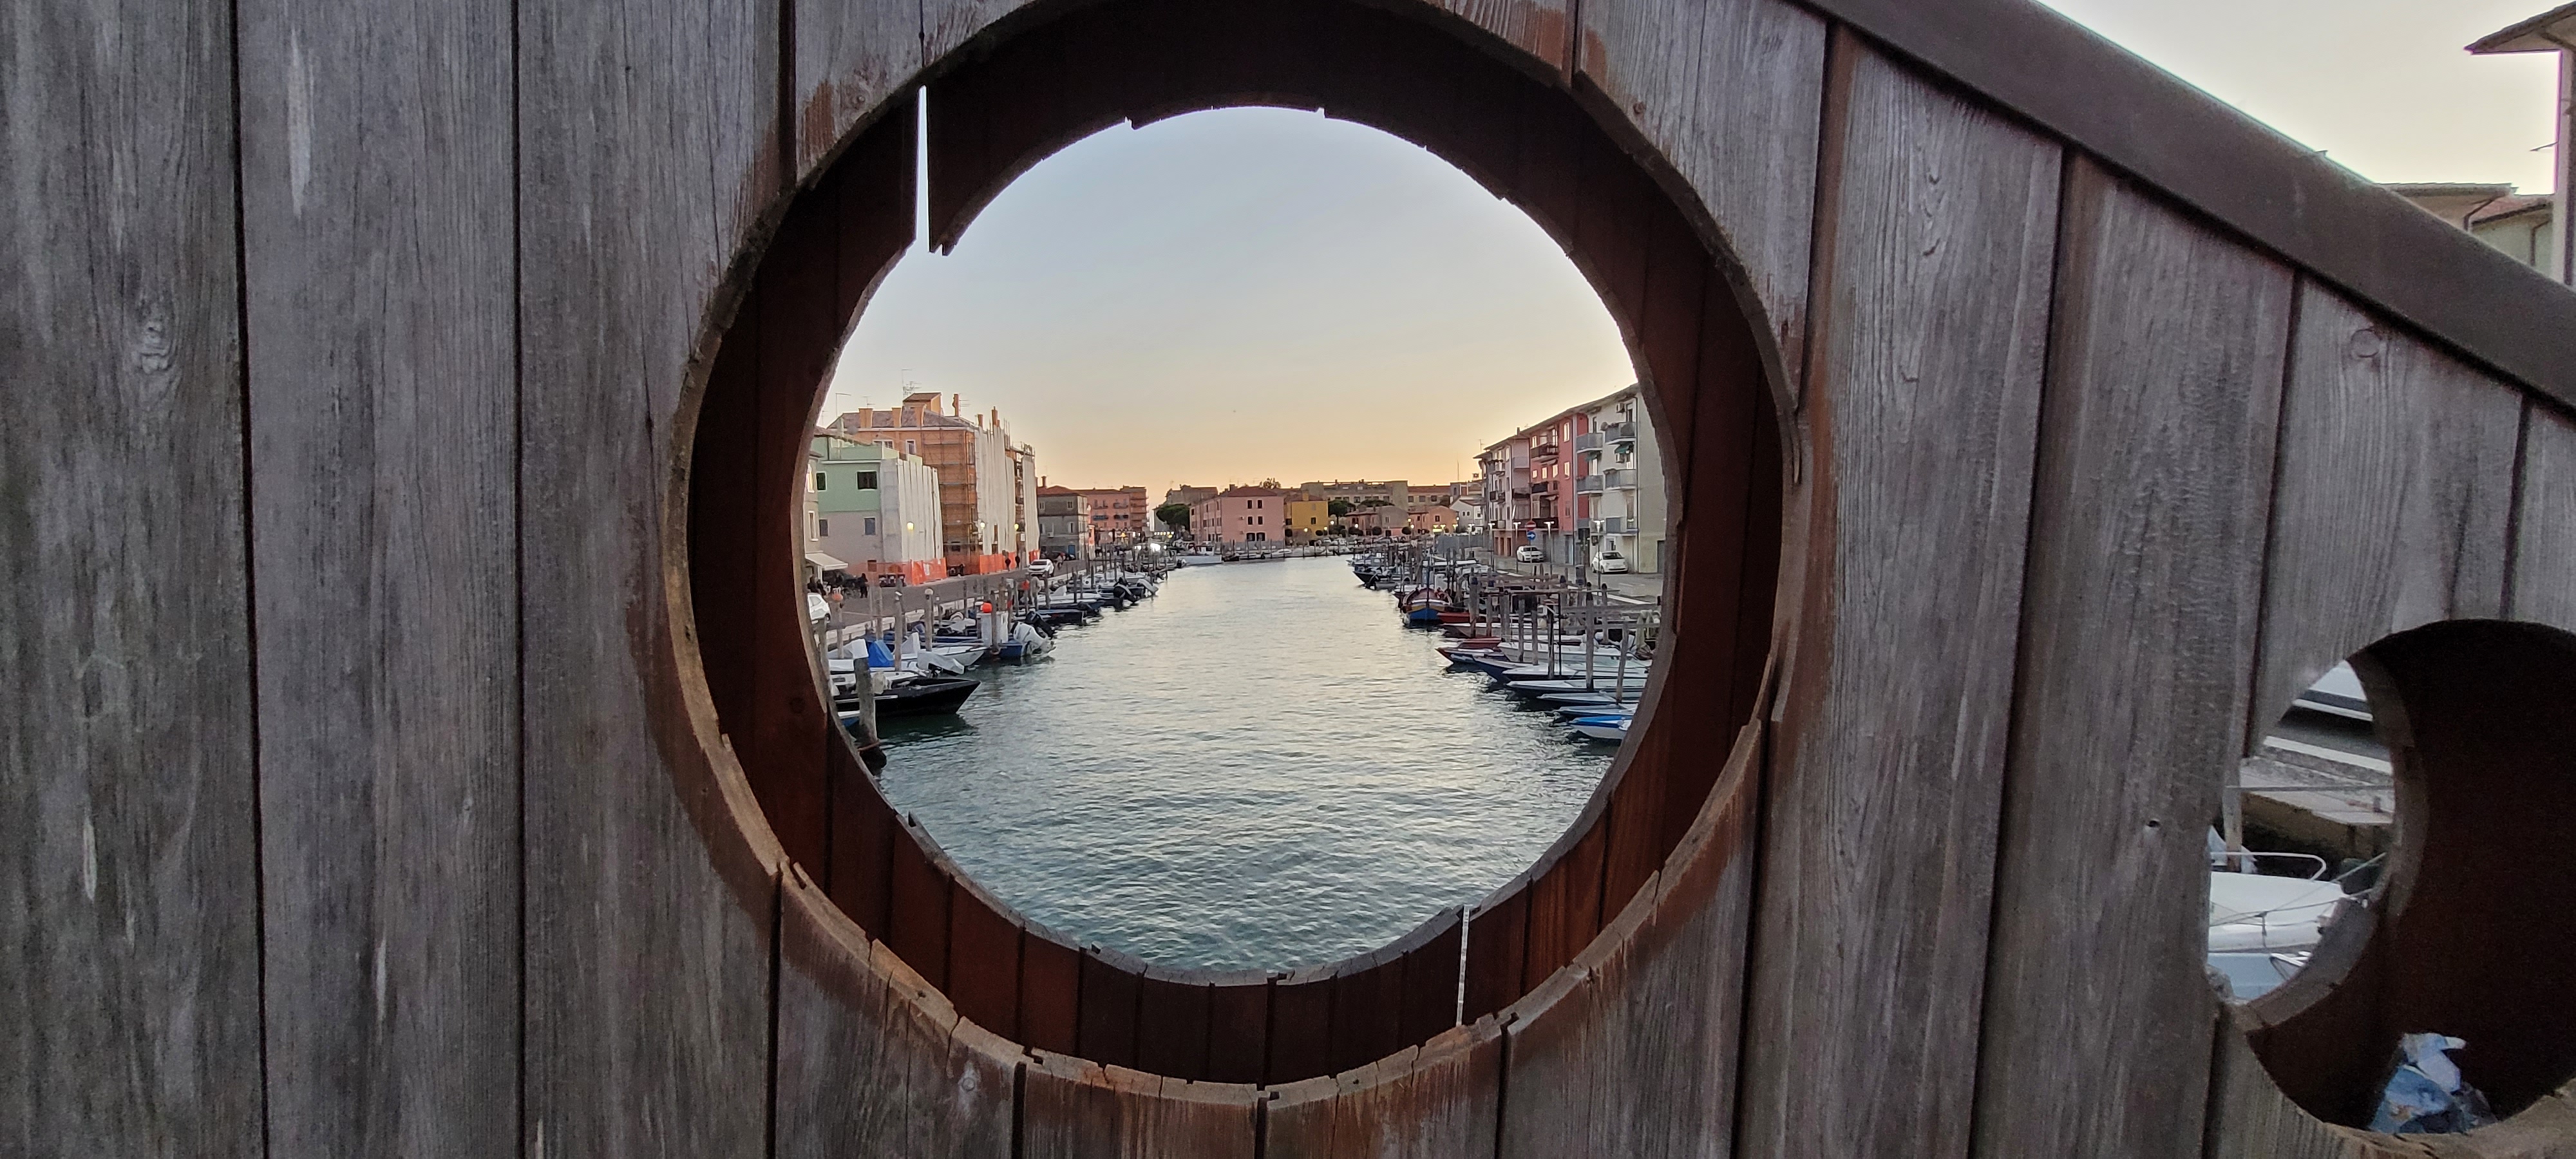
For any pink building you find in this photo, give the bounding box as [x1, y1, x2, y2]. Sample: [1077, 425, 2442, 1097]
[1191, 485, 1285, 545]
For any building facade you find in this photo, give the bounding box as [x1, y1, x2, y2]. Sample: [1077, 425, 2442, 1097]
[1036, 485, 1090, 558]
[806, 433, 943, 585]
[1075, 485, 1151, 546]
[1298, 479, 1410, 511]
[1480, 383, 1666, 571]
[828, 391, 1030, 574]
[1009, 444, 1041, 563]
[1190, 485, 1285, 544]
[1283, 498, 1331, 540]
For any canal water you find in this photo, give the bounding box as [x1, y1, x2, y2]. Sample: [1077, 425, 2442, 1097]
[875, 555, 1619, 971]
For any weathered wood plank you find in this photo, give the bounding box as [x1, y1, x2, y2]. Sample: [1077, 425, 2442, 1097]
[0, 0, 264, 1152]
[1576, 0, 1828, 397]
[2251, 284, 2523, 728]
[1265, 1022, 1503, 1159]
[922, 0, 1045, 75]
[1425, 0, 1571, 76]
[1790, 0, 2576, 410]
[774, 869, 1015, 1157]
[2510, 404, 2576, 632]
[1971, 158, 2294, 1159]
[515, 0, 785, 1148]
[789, 0, 916, 174]
[1499, 721, 1759, 1159]
[2203, 1010, 2420, 1159]
[1738, 38, 2062, 1159]
[1021, 1055, 1260, 1159]
[232, 0, 522, 1152]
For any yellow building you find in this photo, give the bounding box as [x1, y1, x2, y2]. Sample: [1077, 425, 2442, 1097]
[1285, 498, 1332, 540]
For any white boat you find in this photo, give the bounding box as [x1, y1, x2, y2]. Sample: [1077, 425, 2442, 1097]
[1177, 552, 1222, 567]
[1567, 714, 1631, 742]
[2207, 865, 2348, 1001]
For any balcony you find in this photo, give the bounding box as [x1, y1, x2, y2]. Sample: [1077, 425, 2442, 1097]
[1596, 516, 1629, 535]
[1531, 442, 1560, 459]
[1603, 468, 1636, 491]
[1576, 475, 1605, 495]
[1573, 431, 1604, 452]
[1604, 421, 1636, 444]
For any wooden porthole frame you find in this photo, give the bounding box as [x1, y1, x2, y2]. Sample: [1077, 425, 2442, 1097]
[2231, 619, 2576, 1131]
[680, 0, 1790, 1088]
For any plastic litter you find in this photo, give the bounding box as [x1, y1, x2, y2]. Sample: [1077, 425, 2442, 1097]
[2369, 1033, 2497, 1135]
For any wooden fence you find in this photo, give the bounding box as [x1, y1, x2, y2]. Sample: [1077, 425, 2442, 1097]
[7, 0, 2574, 1154]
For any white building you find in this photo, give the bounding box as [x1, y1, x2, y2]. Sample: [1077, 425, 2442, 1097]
[806, 433, 943, 585]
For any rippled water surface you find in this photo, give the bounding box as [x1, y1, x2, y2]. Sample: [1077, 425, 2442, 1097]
[876, 555, 1616, 970]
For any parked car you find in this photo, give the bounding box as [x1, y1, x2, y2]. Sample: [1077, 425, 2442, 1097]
[1515, 544, 1547, 563]
[806, 592, 832, 623]
[1591, 547, 1632, 574]
[1027, 557, 1057, 577]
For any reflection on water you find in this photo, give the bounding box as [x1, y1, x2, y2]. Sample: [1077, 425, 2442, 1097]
[876, 555, 1616, 970]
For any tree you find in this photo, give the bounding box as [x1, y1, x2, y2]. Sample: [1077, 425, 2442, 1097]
[1155, 502, 1191, 532]
[1327, 498, 1353, 517]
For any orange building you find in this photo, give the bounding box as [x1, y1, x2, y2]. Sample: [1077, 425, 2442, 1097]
[827, 391, 1032, 574]
[1074, 485, 1150, 546]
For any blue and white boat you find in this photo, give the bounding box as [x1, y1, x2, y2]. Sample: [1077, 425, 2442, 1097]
[1567, 714, 1631, 742]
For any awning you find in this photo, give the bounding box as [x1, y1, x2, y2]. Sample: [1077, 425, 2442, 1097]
[804, 551, 849, 572]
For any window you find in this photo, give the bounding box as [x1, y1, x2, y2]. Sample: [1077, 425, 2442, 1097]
[905, 440, 917, 455]
[814, 472, 827, 491]
[819, 518, 829, 536]
[857, 471, 878, 490]
[863, 517, 877, 536]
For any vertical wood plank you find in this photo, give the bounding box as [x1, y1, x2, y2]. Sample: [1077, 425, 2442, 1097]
[1971, 159, 2293, 1159]
[773, 870, 1015, 1157]
[2252, 284, 2522, 726]
[1738, 41, 2062, 1159]
[1265, 1023, 1504, 1159]
[788, 0, 917, 175]
[234, 0, 522, 1152]
[2510, 404, 2576, 632]
[2203, 1011, 2417, 1159]
[0, 0, 265, 1152]
[1577, 0, 1828, 397]
[1499, 721, 1760, 1159]
[1021, 1056, 1260, 1159]
[1459, 881, 1530, 1022]
[515, 0, 785, 1147]
[1426, 0, 1572, 76]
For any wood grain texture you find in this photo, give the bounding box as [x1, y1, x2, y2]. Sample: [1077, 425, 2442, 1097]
[1575, 0, 1828, 397]
[922, 0, 1046, 77]
[1265, 1022, 1503, 1159]
[1738, 41, 2062, 1159]
[790, 0, 916, 174]
[1971, 159, 2293, 1159]
[2203, 1011, 2418, 1159]
[2510, 404, 2576, 632]
[233, 0, 522, 1152]
[514, 0, 785, 1148]
[2251, 284, 2523, 729]
[1499, 721, 1759, 1159]
[1424, 0, 1572, 75]
[0, 0, 265, 1152]
[1788, 0, 2576, 408]
[1021, 1054, 1260, 1159]
[774, 871, 1014, 1158]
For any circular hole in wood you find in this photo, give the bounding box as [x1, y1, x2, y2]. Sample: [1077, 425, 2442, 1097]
[2228, 619, 2576, 1131]
[679, 0, 1789, 1086]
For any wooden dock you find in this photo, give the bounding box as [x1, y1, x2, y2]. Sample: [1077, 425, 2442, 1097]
[8, 0, 2575, 1153]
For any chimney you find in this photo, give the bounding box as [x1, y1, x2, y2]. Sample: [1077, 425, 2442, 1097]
[951, 393, 961, 417]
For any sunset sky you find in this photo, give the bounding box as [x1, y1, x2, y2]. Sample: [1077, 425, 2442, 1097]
[824, 0, 2564, 495]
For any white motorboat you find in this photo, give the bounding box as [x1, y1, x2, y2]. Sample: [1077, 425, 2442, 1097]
[2207, 866, 2348, 1001]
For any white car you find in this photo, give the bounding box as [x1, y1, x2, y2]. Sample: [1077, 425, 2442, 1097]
[1027, 557, 1057, 578]
[1591, 547, 1631, 574]
[1515, 544, 1547, 563]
